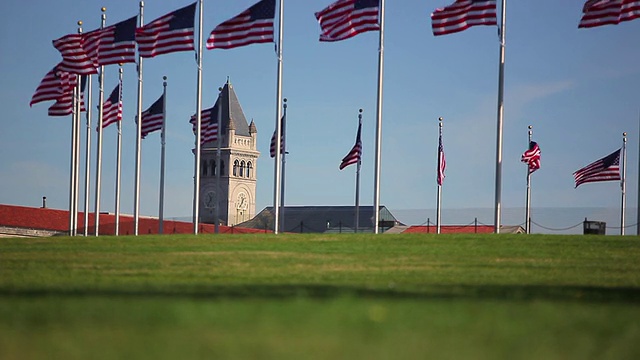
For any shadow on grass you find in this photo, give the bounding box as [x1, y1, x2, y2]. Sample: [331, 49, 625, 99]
[1, 284, 640, 303]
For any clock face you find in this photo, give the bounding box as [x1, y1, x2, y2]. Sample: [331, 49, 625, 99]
[204, 190, 216, 209]
[236, 192, 248, 210]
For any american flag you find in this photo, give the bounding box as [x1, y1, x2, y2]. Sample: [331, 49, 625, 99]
[190, 106, 218, 145]
[431, 0, 497, 36]
[437, 132, 446, 185]
[97, 16, 137, 66]
[579, 0, 640, 28]
[135, 2, 196, 58]
[573, 149, 621, 188]
[521, 141, 541, 174]
[52, 29, 103, 75]
[339, 122, 362, 170]
[101, 82, 122, 129]
[315, 0, 380, 42]
[140, 94, 164, 139]
[206, 0, 275, 50]
[30, 65, 65, 106]
[270, 115, 285, 158]
[47, 75, 87, 117]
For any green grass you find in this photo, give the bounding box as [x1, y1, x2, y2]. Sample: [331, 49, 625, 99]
[1, 233, 639, 359]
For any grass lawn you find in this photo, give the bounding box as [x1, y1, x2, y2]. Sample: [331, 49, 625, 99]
[1, 233, 639, 359]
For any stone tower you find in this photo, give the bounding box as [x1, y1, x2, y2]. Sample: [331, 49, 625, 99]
[199, 80, 259, 226]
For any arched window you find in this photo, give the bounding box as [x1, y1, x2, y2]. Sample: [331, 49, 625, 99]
[210, 159, 216, 176]
[247, 162, 253, 179]
[201, 160, 208, 177]
[240, 161, 245, 177]
[233, 160, 239, 177]
[220, 160, 225, 176]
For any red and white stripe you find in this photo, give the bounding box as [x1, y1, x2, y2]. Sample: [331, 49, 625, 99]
[579, 0, 640, 28]
[46, 73, 86, 117]
[315, 0, 380, 42]
[190, 106, 219, 145]
[437, 133, 446, 185]
[30, 65, 64, 106]
[207, 0, 275, 50]
[521, 142, 541, 174]
[269, 115, 285, 158]
[140, 94, 165, 138]
[339, 122, 362, 170]
[431, 0, 497, 36]
[573, 149, 621, 187]
[135, 3, 196, 58]
[101, 82, 122, 129]
[52, 29, 103, 75]
[97, 16, 137, 66]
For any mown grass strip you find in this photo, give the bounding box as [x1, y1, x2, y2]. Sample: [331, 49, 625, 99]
[1, 233, 639, 359]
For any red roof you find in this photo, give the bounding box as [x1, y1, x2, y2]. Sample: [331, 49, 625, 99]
[403, 225, 496, 234]
[0, 204, 266, 235]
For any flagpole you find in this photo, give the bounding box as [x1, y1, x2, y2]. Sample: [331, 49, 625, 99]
[114, 65, 123, 236]
[134, 1, 144, 236]
[72, 77, 80, 237]
[94, 8, 107, 236]
[72, 33, 83, 236]
[280, 98, 288, 233]
[214, 87, 222, 233]
[70, 84, 77, 235]
[158, 76, 168, 234]
[355, 109, 363, 233]
[525, 125, 532, 234]
[621, 132, 627, 235]
[69, 76, 77, 237]
[437, 117, 443, 234]
[192, 0, 204, 234]
[83, 74, 92, 236]
[493, 0, 507, 234]
[273, 0, 285, 234]
[68, 21, 83, 237]
[637, 112, 640, 235]
[373, 0, 386, 234]
[74, 73, 82, 236]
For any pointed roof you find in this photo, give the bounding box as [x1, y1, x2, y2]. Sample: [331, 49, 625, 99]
[210, 79, 251, 136]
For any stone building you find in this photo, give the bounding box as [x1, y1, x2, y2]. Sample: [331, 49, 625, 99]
[198, 80, 259, 226]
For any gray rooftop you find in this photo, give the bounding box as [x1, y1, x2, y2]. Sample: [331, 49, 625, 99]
[237, 206, 404, 233]
[208, 80, 251, 137]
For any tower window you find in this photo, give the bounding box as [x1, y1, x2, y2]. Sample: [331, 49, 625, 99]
[210, 159, 216, 176]
[201, 160, 208, 177]
[240, 161, 245, 177]
[247, 162, 253, 179]
[233, 160, 239, 177]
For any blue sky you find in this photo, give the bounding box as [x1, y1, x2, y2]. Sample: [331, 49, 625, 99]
[1, 1, 638, 230]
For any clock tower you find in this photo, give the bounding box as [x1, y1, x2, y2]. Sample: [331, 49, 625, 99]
[199, 79, 259, 226]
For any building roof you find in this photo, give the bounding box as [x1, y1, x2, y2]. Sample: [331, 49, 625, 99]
[0, 204, 526, 237]
[237, 206, 404, 233]
[208, 80, 251, 137]
[401, 225, 525, 234]
[0, 204, 265, 236]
